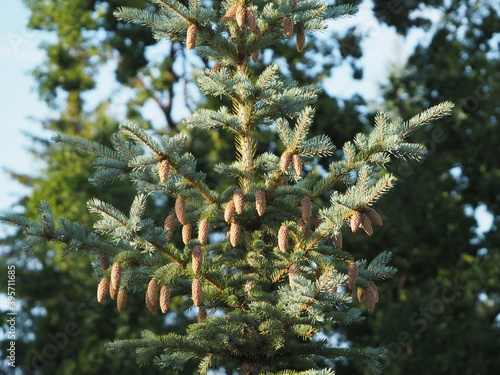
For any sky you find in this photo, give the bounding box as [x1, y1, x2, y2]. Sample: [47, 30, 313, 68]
[0, 0, 492, 238]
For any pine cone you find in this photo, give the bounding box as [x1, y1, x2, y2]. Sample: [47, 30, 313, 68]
[164, 214, 176, 240]
[186, 24, 197, 50]
[365, 207, 383, 226]
[182, 223, 192, 245]
[230, 222, 241, 247]
[117, 289, 127, 312]
[369, 281, 379, 303]
[365, 282, 378, 312]
[360, 212, 373, 235]
[297, 218, 307, 234]
[159, 160, 169, 184]
[198, 308, 207, 323]
[146, 279, 159, 314]
[220, 6, 237, 22]
[110, 262, 122, 300]
[251, 51, 260, 63]
[97, 278, 109, 303]
[233, 189, 244, 214]
[283, 16, 293, 39]
[332, 232, 343, 248]
[357, 287, 365, 302]
[160, 285, 171, 314]
[198, 219, 209, 245]
[244, 7, 262, 36]
[350, 211, 362, 233]
[255, 189, 266, 216]
[292, 154, 302, 176]
[224, 200, 235, 223]
[280, 151, 293, 173]
[192, 245, 203, 274]
[301, 196, 312, 223]
[296, 28, 305, 52]
[235, 5, 246, 28]
[278, 225, 289, 252]
[347, 261, 358, 292]
[99, 253, 109, 271]
[289, 263, 300, 289]
[192, 277, 202, 307]
[175, 196, 187, 225]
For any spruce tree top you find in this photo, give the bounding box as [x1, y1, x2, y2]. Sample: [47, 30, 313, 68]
[1, 0, 453, 374]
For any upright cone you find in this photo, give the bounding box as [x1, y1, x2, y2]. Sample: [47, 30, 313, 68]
[182, 223, 192, 245]
[192, 277, 202, 307]
[233, 189, 244, 214]
[198, 219, 209, 245]
[175, 196, 187, 225]
[278, 225, 289, 252]
[159, 160, 169, 184]
[192, 245, 203, 274]
[186, 24, 197, 50]
[255, 189, 266, 216]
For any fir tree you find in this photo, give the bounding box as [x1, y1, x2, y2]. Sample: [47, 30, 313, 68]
[1, 0, 454, 373]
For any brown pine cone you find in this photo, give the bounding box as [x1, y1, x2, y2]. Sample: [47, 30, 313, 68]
[301, 196, 312, 223]
[159, 160, 169, 184]
[182, 223, 192, 245]
[220, 6, 237, 22]
[347, 261, 358, 292]
[230, 222, 241, 247]
[99, 253, 109, 271]
[255, 189, 266, 216]
[365, 282, 378, 312]
[224, 200, 235, 223]
[350, 211, 362, 233]
[280, 151, 293, 173]
[160, 285, 171, 314]
[164, 214, 176, 240]
[296, 28, 305, 52]
[235, 5, 246, 28]
[198, 308, 207, 323]
[192, 277, 202, 307]
[251, 51, 260, 63]
[186, 24, 197, 50]
[357, 287, 365, 302]
[233, 189, 244, 214]
[244, 7, 262, 36]
[365, 207, 383, 226]
[278, 225, 289, 252]
[97, 278, 109, 303]
[289, 263, 300, 289]
[117, 289, 127, 312]
[146, 279, 159, 314]
[192, 245, 203, 274]
[283, 16, 293, 39]
[110, 262, 122, 300]
[175, 196, 187, 225]
[292, 154, 302, 176]
[360, 212, 373, 235]
[198, 219, 209, 245]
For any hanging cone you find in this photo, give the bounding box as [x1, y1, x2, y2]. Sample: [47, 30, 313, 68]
[369, 281, 379, 303]
[224, 200, 235, 223]
[233, 189, 244, 214]
[365, 207, 383, 226]
[280, 151, 293, 173]
[117, 289, 127, 312]
[99, 253, 109, 271]
[347, 261, 358, 292]
[244, 7, 262, 36]
[186, 24, 197, 50]
[164, 214, 176, 240]
[296, 28, 305, 52]
[230, 222, 241, 247]
[289, 263, 300, 289]
[97, 278, 109, 303]
[159, 160, 169, 184]
[292, 154, 302, 176]
[255, 189, 266, 216]
[365, 282, 378, 312]
[175, 196, 187, 225]
[192, 277, 202, 307]
[146, 279, 159, 314]
[235, 5, 246, 28]
[110, 262, 122, 300]
[297, 218, 307, 235]
[360, 212, 373, 235]
[220, 6, 237, 22]
[160, 285, 171, 314]
[301, 196, 312, 224]
[332, 232, 343, 249]
[278, 225, 289, 252]
[192, 245, 203, 274]
[283, 16, 293, 39]
[350, 211, 362, 233]
[182, 223, 192, 245]
[198, 219, 209, 245]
